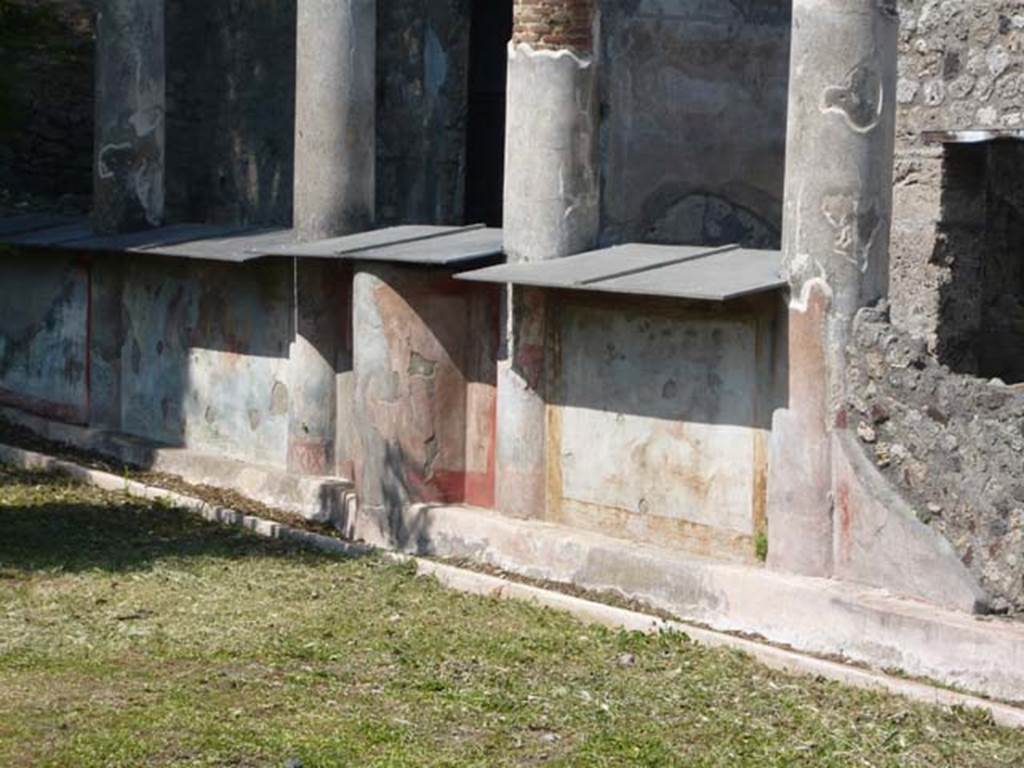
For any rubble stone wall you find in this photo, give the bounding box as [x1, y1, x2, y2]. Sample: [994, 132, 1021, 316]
[890, 0, 1024, 343]
[846, 304, 1024, 614]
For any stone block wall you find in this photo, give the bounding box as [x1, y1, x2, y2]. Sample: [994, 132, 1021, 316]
[846, 304, 1024, 614]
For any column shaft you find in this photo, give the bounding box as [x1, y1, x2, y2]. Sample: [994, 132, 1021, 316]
[496, 0, 600, 519]
[767, 0, 898, 576]
[93, 0, 165, 234]
[289, 0, 375, 476]
[293, 0, 376, 240]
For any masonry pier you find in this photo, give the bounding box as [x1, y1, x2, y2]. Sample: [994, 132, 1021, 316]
[496, 0, 600, 519]
[288, 0, 377, 475]
[767, 0, 899, 578]
[93, 0, 165, 234]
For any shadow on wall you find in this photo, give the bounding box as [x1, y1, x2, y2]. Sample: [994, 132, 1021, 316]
[546, 291, 785, 430]
[538, 290, 787, 560]
[0, 249, 348, 473]
[118, 255, 311, 469]
[377, 0, 472, 226]
[0, 249, 90, 423]
[353, 265, 500, 520]
[598, 0, 791, 249]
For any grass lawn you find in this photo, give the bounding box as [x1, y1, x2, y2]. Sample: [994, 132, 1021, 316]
[1, 466, 1023, 767]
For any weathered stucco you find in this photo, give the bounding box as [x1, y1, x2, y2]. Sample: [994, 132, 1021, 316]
[0, 250, 89, 423]
[164, 0, 296, 226]
[598, 0, 790, 248]
[547, 293, 778, 563]
[353, 264, 499, 515]
[93, 0, 165, 233]
[377, 0, 471, 226]
[120, 257, 294, 467]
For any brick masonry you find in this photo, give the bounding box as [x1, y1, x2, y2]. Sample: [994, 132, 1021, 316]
[513, 0, 594, 54]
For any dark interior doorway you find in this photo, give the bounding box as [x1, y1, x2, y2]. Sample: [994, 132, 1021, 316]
[936, 140, 1024, 384]
[464, 2, 513, 227]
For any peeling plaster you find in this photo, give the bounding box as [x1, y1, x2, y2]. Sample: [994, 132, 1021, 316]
[822, 62, 885, 133]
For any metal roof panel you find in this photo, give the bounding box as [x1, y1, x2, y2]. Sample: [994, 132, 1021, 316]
[0, 213, 79, 237]
[457, 243, 784, 301]
[922, 129, 1024, 144]
[4, 221, 93, 246]
[263, 225, 464, 258]
[350, 226, 503, 266]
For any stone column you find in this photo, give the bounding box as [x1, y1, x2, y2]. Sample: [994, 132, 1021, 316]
[93, 0, 165, 234]
[293, 0, 376, 240]
[496, 0, 600, 519]
[287, 259, 342, 476]
[288, 0, 375, 476]
[767, 0, 898, 576]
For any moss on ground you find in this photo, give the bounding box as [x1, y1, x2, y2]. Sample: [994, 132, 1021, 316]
[1, 465, 1023, 767]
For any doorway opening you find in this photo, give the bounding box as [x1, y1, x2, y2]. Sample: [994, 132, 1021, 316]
[936, 139, 1024, 384]
[464, 1, 513, 228]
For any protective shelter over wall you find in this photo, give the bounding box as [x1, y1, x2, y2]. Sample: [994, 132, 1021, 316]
[2, 0, 1024, 707]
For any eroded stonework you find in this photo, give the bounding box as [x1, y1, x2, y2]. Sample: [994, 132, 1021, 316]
[847, 304, 1024, 614]
[890, 0, 1024, 341]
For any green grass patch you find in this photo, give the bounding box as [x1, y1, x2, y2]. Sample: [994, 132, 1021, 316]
[1, 465, 1022, 767]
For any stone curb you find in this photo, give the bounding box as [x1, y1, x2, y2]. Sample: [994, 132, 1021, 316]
[2, 441, 1022, 730]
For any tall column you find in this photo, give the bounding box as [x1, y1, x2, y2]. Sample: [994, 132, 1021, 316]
[288, 1, 375, 476]
[496, 0, 600, 519]
[767, 0, 898, 575]
[93, 0, 165, 234]
[293, 0, 376, 240]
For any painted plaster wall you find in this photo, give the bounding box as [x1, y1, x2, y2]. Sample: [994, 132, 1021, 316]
[119, 257, 294, 467]
[353, 264, 499, 514]
[0, 251, 88, 422]
[164, 0, 296, 225]
[164, 0, 470, 228]
[598, 0, 791, 249]
[545, 294, 778, 563]
[377, 0, 471, 226]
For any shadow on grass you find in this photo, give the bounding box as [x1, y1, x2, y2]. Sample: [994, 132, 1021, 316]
[0, 469, 361, 575]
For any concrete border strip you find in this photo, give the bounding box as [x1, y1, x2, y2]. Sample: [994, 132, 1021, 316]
[1, 441, 1022, 730]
